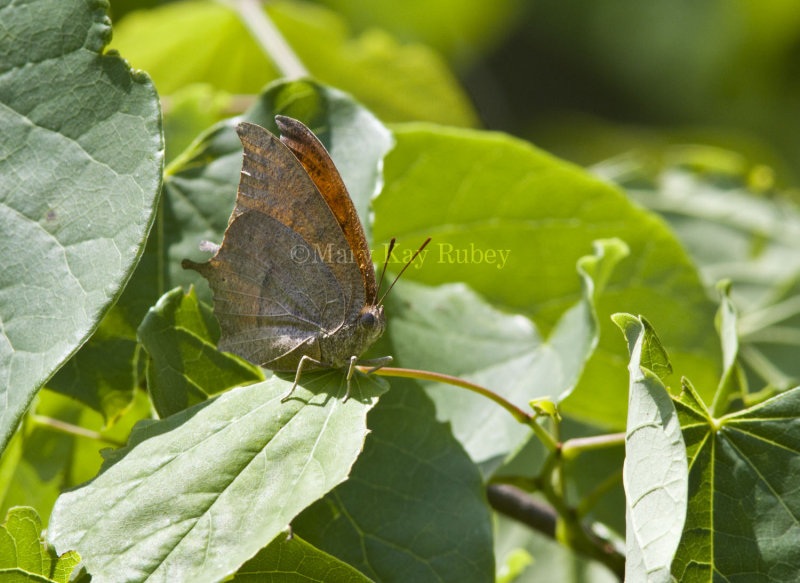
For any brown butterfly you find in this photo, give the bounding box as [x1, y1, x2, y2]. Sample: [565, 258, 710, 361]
[183, 116, 405, 401]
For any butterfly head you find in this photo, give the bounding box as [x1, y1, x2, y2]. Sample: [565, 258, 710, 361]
[355, 303, 386, 347]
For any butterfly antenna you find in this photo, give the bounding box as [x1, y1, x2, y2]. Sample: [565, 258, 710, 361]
[376, 237, 396, 295]
[378, 237, 431, 305]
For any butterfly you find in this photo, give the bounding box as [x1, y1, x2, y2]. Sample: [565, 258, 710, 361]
[183, 116, 398, 401]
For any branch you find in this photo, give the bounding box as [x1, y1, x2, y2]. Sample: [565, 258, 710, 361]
[487, 484, 625, 581]
[487, 483, 556, 537]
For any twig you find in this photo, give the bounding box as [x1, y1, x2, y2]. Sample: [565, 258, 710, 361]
[487, 483, 557, 537]
[488, 483, 625, 580]
[31, 415, 126, 448]
[224, 0, 308, 79]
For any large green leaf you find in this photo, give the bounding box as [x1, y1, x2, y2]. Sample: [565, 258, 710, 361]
[294, 382, 495, 583]
[609, 159, 800, 393]
[231, 533, 374, 582]
[112, 0, 477, 126]
[0, 507, 79, 583]
[373, 125, 720, 428]
[386, 240, 626, 465]
[672, 381, 800, 581]
[0, 0, 163, 452]
[614, 314, 687, 583]
[137, 287, 262, 418]
[48, 373, 386, 583]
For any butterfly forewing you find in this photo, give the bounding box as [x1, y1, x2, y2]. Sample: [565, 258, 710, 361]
[234, 122, 365, 314]
[276, 116, 378, 306]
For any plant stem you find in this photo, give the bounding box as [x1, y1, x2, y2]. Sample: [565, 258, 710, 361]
[561, 432, 625, 460]
[365, 366, 561, 451]
[225, 0, 308, 79]
[487, 483, 625, 580]
[31, 415, 126, 448]
[487, 483, 556, 537]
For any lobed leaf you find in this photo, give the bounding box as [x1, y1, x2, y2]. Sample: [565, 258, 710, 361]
[0, 507, 79, 583]
[672, 382, 800, 581]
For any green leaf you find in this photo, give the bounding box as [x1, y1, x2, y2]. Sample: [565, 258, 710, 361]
[315, 0, 525, 63]
[614, 315, 687, 583]
[672, 382, 800, 581]
[294, 382, 495, 583]
[48, 373, 386, 583]
[137, 287, 263, 417]
[0, 0, 163, 450]
[0, 507, 79, 583]
[231, 532, 374, 582]
[612, 314, 672, 383]
[46, 219, 162, 422]
[496, 547, 533, 583]
[168, 79, 393, 304]
[162, 84, 234, 164]
[710, 281, 746, 416]
[385, 239, 626, 464]
[373, 125, 720, 428]
[111, 0, 477, 126]
[614, 160, 800, 393]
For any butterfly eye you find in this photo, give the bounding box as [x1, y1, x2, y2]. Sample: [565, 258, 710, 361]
[360, 311, 376, 327]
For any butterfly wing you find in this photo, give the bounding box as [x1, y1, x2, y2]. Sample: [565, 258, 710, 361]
[275, 116, 378, 307]
[233, 121, 365, 315]
[183, 121, 367, 369]
[184, 212, 346, 370]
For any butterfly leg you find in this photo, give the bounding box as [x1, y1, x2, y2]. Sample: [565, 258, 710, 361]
[343, 355, 358, 402]
[342, 355, 393, 402]
[281, 355, 324, 402]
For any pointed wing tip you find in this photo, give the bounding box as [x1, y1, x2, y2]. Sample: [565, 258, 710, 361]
[275, 115, 310, 137]
[235, 120, 261, 137]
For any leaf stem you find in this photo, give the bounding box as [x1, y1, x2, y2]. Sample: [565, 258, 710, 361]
[225, 0, 309, 79]
[365, 366, 560, 451]
[561, 432, 625, 460]
[31, 415, 126, 448]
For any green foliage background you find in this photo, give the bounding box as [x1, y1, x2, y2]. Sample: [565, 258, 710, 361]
[2, 0, 800, 581]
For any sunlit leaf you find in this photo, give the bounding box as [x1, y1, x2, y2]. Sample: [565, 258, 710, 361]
[0, 0, 163, 453]
[49, 374, 386, 582]
[614, 314, 687, 583]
